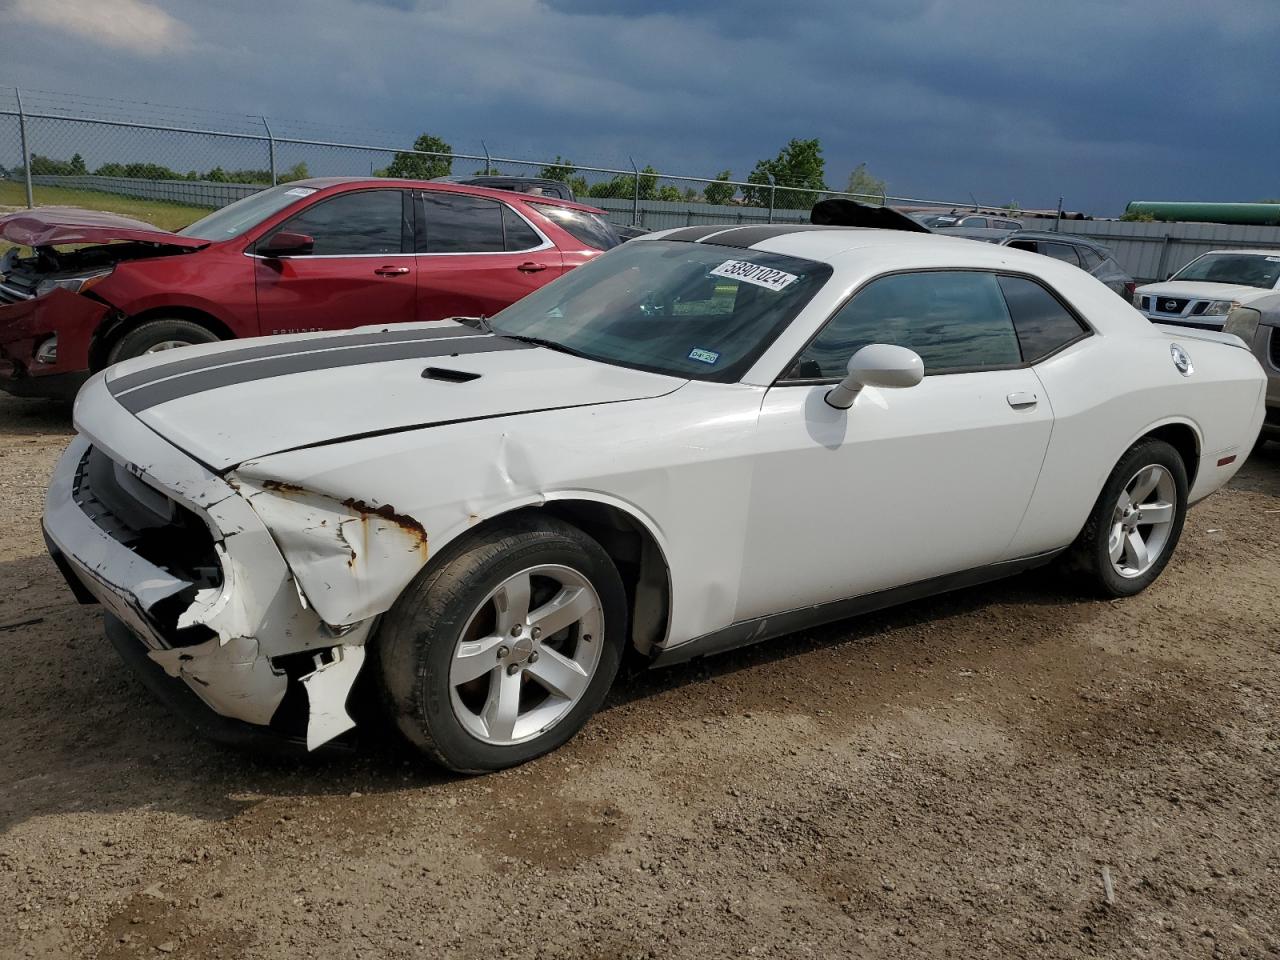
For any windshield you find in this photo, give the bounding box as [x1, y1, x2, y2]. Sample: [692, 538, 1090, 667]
[177, 184, 319, 241]
[488, 239, 831, 382]
[1172, 253, 1280, 289]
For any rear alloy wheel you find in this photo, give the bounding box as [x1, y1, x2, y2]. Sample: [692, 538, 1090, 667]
[375, 516, 626, 772]
[1071, 438, 1188, 597]
[1107, 464, 1178, 580]
[106, 318, 220, 366]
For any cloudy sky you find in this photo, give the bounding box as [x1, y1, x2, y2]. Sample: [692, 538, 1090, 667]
[3, 0, 1278, 214]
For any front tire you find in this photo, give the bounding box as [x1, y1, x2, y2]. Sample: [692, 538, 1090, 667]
[106, 318, 220, 366]
[374, 516, 627, 773]
[1070, 438, 1188, 597]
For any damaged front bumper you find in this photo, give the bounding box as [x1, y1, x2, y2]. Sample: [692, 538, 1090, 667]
[42, 388, 376, 750]
[0, 287, 105, 398]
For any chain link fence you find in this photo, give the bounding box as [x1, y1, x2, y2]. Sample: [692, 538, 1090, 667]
[0, 86, 987, 233]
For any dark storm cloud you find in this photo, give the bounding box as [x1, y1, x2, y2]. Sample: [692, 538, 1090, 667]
[4, 0, 1278, 213]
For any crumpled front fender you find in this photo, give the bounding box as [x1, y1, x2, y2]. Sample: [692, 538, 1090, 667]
[231, 478, 429, 628]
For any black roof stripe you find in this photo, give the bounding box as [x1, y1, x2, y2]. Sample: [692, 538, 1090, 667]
[659, 223, 857, 248]
[113, 335, 532, 414]
[658, 225, 741, 243]
[109, 323, 481, 395]
[703, 224, 853, 248]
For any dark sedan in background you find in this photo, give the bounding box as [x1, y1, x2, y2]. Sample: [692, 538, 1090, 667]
[934, 226, 1135, 301]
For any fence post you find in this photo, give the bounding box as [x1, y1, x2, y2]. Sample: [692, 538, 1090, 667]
[260, 116, 278, 186]
[629, 157, 640, 226]
[481, 140, 491, 176]
[1155, 233, 1174, 281]
[768, 176, 776, 224]
[1054, 196, 1063, 232]
[15, 87, 33, 209]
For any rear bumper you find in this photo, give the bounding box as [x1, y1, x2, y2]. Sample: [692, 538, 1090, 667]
[0, 288, 106, 394]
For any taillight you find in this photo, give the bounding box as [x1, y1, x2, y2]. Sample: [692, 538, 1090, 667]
[1124, 281, 1137, 304]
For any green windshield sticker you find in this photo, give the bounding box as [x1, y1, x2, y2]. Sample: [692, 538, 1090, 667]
[688, 347, 720, 365]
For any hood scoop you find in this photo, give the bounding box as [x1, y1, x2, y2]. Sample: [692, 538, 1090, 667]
[422, 366, 481, 383]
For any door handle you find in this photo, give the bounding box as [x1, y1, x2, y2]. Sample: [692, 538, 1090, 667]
[517, 261, 549, 273]
[1006, 391, 1038, 409]
[374, 265, 410, 276]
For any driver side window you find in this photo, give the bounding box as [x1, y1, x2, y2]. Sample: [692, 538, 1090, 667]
[267, 189, 410, 256]
[786, 270, 1022, 380]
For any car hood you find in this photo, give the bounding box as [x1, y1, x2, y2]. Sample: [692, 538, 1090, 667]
[97, 323, 685, 471]
[0, 207, 209, 249]
[1136, 280, 1272, 302]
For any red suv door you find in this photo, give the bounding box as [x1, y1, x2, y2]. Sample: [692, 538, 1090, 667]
[253, 188, 416, 334]
[412, 191, 564, 321]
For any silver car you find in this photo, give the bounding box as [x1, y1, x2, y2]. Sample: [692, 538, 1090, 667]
[1223, 293, 1280, 448]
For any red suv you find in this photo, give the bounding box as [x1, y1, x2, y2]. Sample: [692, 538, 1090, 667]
[0, 178, 620, 399]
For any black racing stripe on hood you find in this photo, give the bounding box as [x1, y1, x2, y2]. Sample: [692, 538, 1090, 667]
[112, 335, 532, 414]
[108, 324, 481, 395]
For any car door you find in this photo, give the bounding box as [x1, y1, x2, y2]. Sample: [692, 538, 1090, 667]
[413, 191, 564, 321]
[736, 269, 1055, 622]
[252, 188, 416, 334]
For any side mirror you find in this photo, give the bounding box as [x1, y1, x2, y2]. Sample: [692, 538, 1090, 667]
[825, 344, 924, 410]
[259, 231, 314, 258]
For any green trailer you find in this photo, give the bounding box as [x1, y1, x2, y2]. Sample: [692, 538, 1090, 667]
[1125, 201, 1280, 226]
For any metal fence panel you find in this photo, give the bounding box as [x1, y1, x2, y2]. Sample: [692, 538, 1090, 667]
[1043, 219, 1280, 282]
[28, 174, 259, 208]
[5, 89, 1280, 285]
[18, 114, 273, 211]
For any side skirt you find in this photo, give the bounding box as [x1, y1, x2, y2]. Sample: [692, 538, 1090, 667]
[649, 549, 1066, 668]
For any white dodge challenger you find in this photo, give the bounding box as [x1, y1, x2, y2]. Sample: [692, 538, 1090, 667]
[43, 222, 1266, 771]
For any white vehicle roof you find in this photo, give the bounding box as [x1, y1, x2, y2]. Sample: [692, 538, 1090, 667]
[639, 225, 1149, 368]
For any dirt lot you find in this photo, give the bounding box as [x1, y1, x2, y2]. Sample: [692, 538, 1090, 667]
[1, 394, 1277, 960]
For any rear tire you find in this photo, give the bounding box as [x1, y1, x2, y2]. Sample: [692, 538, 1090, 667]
[1069, 438, 1188, 598]
[106, 318, 220, 366]
[374, 516, 627, 773]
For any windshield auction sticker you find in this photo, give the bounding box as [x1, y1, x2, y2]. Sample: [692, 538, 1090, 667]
[709, 260, 799, 291]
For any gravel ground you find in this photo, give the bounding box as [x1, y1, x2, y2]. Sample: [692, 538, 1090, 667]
[1, 394, 1277, 960]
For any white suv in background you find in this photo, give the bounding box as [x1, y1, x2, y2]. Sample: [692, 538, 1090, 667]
[1136, 249, 1280, 329]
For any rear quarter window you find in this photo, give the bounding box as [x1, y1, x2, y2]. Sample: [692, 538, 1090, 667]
[997, 274, 1089, 362]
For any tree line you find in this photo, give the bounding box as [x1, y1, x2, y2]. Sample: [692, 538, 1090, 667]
[15, 152, 312, 184]
[370, 133, 888, 209]
[14, 135, 890, 210]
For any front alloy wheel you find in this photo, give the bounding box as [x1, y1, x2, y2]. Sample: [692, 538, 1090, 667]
[450, 564, 605, 746]
[375, 516, 626, 772]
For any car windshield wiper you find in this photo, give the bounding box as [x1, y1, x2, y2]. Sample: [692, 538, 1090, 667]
[455, 315, 493, 333]
[496, 333, 594, 360]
